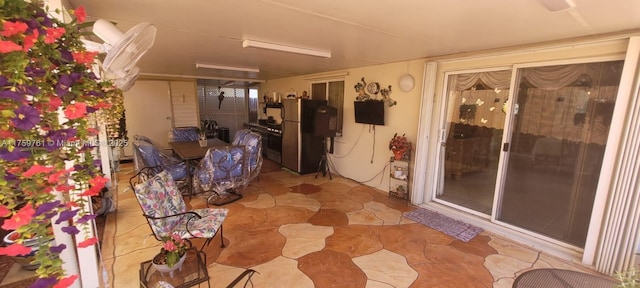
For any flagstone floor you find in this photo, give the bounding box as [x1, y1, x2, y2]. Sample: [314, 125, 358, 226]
[0, 159, 610, 287]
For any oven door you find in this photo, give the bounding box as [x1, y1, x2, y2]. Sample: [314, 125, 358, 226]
[266, 132, 282, 164]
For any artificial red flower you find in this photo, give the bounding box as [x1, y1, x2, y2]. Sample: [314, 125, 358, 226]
[79, 186, 101, 197]
[47, 168, 73, 185]
[0, 21, 28, 37]
[1, 205, 35, 230]
[44, 27, 65, 44]
[22, 30, 39, 52]
[63, 102, 87, 119]
[93, 101, 112, 109]
[0, 205, 9, 217]
[0, 243, 32, 256]
[89, 175, 109, 189]
[0, 40, 21, 53]
[53, 275, 78, 288]
[87, 128, 99, 136]
[77, 237, 97, 248]
[73, 6, 86, 23]
[0, 129, 17, 138]
[48, 95, 62, 111]
[55, 184, 75, 192]
[71, 51, 97, 65]
[23, 164, 55, 177]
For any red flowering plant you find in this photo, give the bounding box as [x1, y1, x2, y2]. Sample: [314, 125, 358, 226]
[0, 1, 123, 287]
[389, 133, 409, 160]
[155, 233, 189, 268]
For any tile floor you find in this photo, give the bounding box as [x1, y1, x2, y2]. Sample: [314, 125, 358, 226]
[2, 159, 611, 287]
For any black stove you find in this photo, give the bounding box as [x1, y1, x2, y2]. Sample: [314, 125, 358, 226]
[264, 123, 282, 135]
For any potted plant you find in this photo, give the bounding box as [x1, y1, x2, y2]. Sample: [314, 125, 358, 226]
[152, 233, 189, 278]
[389, 133, 409, 160]
[198, 128, 207, 147]
[0, 1, 123, 286]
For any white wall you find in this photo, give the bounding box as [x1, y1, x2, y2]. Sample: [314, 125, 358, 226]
[261, 60, 425, 192]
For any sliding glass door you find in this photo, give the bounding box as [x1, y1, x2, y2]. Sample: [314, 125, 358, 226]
[436, 60, 623, 247]
[497, 61, 622, 247]
[435, 69, 512, 215]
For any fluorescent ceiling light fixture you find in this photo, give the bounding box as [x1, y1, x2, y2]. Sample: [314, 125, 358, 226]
[242, 39, 331, 58]
[195, 63, 260, 73]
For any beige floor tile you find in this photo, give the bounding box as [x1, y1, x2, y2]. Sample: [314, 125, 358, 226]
[353, 249, 418, 288]
[278, 223, 334, 259]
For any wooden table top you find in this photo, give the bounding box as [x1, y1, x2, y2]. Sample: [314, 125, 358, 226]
[169, 138, 228, 160]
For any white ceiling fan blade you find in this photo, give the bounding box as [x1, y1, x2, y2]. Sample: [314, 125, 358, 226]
[93, 19, 157, 76]
[113, 66, 140, 91]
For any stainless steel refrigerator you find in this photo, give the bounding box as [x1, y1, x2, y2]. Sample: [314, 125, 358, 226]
[281, 98, 327, 174]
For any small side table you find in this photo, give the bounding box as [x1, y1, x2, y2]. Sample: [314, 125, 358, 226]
[140, 248, 210, 288]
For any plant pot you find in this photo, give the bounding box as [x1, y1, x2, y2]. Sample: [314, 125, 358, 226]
[198, 139, 208, 147]
[151, 252, 187, 278]
[2, 231, 48, 271]
[393, 149, 406, 160]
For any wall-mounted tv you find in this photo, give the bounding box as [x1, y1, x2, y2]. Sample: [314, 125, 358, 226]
[354, 100, 385, 125]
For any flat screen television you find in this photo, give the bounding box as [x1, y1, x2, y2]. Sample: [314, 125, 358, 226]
[354, 100, 385, 125]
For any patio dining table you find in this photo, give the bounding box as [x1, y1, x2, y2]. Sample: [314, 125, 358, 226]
[169, 138, 228, 196]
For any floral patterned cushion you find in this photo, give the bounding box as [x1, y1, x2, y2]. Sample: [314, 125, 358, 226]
[134, 170, 228, 239]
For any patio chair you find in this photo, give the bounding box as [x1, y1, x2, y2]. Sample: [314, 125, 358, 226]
[231, 129, 251, 145]
[194, 145, 248, 206]
[236, 131, 262, 184]
[132, 139, 191, 192]
[133, 170, 228, 251]
[171, 126, 200, 142]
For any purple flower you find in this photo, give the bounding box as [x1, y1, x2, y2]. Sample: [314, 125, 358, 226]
[59, 49, 73, 63]
[61, 226, 80, 235]
[0, 148, 31, 161]
[48, 128, 77, 142]
[56, 75, 74, 96]
[11, 105, 41, 130]
[24, 66, 46, 78]
[0, 76, 8, 87]
[35, 200, 61, 217]
[55, 209, 78, 224]
[17, 84, 40, 97]
[30, 277, 57, 288]
[0, 90, 22, 101]
[76, 214, 97, 224]
[49, 243, 66, 253]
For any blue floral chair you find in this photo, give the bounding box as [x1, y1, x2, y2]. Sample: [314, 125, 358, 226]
[194, 145, 248, 206]
[171, 126, 200, 142]
[133, 170, 228, 250]
[237, 131, 262, 184]
[132, 139, 190, 183]
[231, 129, 251, 145]
[231, 129, 263, 184]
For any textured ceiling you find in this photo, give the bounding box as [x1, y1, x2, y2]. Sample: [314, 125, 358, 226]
[67, 0, 640, 86]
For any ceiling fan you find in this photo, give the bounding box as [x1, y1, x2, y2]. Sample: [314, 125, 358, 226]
[88, 19, 157, 91]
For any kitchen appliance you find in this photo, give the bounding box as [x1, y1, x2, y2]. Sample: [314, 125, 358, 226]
[281, 99, 327, 174]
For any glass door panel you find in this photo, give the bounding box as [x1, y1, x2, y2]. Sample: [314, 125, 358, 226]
[436, 70, 512, 215]
[497, 61, 623, 247]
